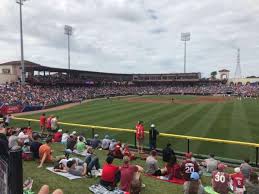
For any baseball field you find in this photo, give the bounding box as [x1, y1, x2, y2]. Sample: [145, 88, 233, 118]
[13, 95, 259, 162]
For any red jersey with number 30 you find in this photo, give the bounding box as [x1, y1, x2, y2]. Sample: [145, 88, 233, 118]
[231, 173, 244, 189]
[180, 159, 199, 181]
[136, 124, 144, 139]
[212, 171, 230, 194]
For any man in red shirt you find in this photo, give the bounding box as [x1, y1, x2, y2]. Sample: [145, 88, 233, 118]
[120, 156, 144, 192]
[212, 163, 230, 194]
[100, 156, 120, 190]
[230, 167, 245, 193]
[180, 152, 199, 181]
[40, 113, 46, 134]
[53, 129, 62, 142]
[135, 121, 144, 154]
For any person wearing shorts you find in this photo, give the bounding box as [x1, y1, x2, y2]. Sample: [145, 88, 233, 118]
[135, 121, 144, 154]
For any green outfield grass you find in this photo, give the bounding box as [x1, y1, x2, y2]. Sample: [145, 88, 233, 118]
[13, 95, 259, 162]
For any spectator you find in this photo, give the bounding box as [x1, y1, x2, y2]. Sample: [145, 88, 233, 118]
[66, 160, 88, 176]
[162, 143, 175, 163]
[51, 116, 59, 133]
[230, 167, 245, 193]
[38, 138, 53, 168]
[40, 113, 46, 134]
[4, 114, 12, 127]
[61, 130, 69, 145]
[38, 184, 63, 194]
[91, 134, 101, 149]
[66, 133, 77, 151]
[146, 150, 165, 176]
[211, 163, 230, 194]
[100, 156, 120, 190]
[0, 127, 8, 157]
[203, 153, 219, 173]
[245, 172, 259, 194]
[53, 129, 63, 142]
[30, 133, 42, 159]
[122, 144, 136, 161]
[120, 156, 144, 193]
[149, 124, 159, 150]
[101, 135, 111, 150]
[163, 155, 182, 180]
[135, 121, 145, 154]
[109, 139, 117, 152]
[183, 172, 205, 194]
[110, 141, 123, 159]
[76, 136, 87, 153]
[8, 130, 19, 150]
[18, 128, 29, 143]
[22, 139, 33, 160]
[181, 152, 200, 181]
[240, 158, 252, 179]
[84, 147, 100, 177]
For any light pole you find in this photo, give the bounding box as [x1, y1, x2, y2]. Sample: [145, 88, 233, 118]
[64, 25, 73, 77]
[16, 0, 27, 84]
[181, 32, 191, 73]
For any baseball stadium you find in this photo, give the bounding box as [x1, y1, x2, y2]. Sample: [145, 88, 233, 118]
[1, 1, 259, 194]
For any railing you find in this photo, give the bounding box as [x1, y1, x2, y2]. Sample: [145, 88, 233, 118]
[13, 117, 259, 166]
[0, 156, 8, 194]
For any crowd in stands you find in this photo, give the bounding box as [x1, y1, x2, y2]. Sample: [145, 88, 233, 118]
[0, 83, 259, 107]
[1, 115, 259, 194]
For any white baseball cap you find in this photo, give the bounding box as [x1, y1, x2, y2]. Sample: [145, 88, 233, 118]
[151, 124, 155, 128]
[58, 129, 62, 132]
[234, 167, 241, 173]
[71, 131, 77, 135]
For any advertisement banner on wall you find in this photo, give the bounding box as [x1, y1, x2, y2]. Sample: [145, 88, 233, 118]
[0, 105, 23, 114]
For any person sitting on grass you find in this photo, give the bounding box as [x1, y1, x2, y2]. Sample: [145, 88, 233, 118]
[145, 150, 165, 176]
[53, 129, 63, 142]
[91, 134, 101, 149]
[110, 141, 123, 159]
[183, 172, 205, 194]
[109, 139, 117, 152]
[162, 155, 182, 180]
[181, 152, 200, 181]
[76, 136, 87, 154]
[66, 132, 77, 152]
[84, 147, 101, 177]
[230, 167, 245, 194]
[38, 138, 54, 168]
[22, 139, 33, 160]
[101, 135, 111, 150]
[38, 138, 64, 168]
[61, 130, 69, 145]
[162, 143, 175, 164]
[120, 156, 144, 193]
[201, 153, 219, 173]
[240, 158, 252, 180]
[30, 133, 42, 160]
[100, 156, 120, 190]
[18, 127, 29, 143]
[66, 160, 88, 177]
[211, 163, 230, 194]
[38, 185, 63, 194]
[8, 130, 19, 150]
[122, 144, 136, 160]
[245, 171, 259, 193]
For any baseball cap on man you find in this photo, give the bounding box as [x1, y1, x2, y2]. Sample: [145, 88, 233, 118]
[58, 129, 62, 132]
[151, 124, 155, 128]
[71, 131, 77, 135]
[217, 163, 227, 171]
[234, 167, 241, 173]
[190, 172, 200, 180]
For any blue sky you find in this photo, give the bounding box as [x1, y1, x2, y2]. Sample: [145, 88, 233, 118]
[1, 0, 259, 77]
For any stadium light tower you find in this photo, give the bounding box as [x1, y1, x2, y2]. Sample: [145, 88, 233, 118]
[16, 0, 28, 84]
[64, 25, 73, 77]
[181, 32, 191, 73]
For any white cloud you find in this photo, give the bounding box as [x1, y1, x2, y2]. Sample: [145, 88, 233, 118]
[0, 0, 259, 77]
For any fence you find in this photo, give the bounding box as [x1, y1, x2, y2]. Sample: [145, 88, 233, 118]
[0, 150, 23, 194]
[14, 117, 259, 166]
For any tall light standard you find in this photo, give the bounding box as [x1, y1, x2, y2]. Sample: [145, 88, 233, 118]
[16, 0, 27, 84]
[181, 32, 191, 73]
[64, 25, 73, 77]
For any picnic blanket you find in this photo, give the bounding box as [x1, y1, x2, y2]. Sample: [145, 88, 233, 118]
[144, 174, 185, 185]
[89, 184, 125, 194]
[204, 186, 234, 194]
[46, 167, 82, 180]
